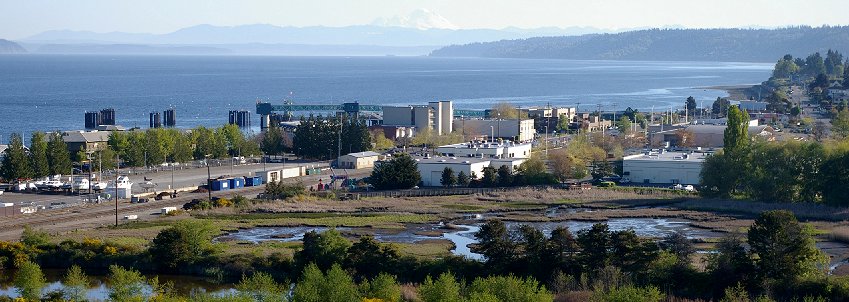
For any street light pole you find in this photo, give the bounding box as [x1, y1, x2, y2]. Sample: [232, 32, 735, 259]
[115, 153, 119, 227]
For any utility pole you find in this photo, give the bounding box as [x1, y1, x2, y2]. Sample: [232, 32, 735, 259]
[337, 114, 342, 162]
[205, 155, 212, 202]
[115, 153, 119, 227]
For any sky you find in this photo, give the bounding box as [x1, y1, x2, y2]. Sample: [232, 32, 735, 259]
[2, 0, 849, 39]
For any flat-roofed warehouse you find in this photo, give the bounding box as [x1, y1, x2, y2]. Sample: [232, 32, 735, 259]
[622, 151, 707, 185]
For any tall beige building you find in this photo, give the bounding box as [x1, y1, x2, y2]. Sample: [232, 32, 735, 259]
[382, 100, 453, 135]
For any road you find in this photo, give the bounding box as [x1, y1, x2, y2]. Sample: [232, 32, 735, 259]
[0, 164, 372, 241]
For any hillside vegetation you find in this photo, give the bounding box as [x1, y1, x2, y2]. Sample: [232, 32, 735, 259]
[430, 26, 849, 62]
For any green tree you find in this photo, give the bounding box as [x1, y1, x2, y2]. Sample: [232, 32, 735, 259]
[21, 226, 50, 247]
[577, 223, 612, 270]
[747, 210, 826, 282]
[292, 263, 324, 302]
[292, 263, 359, 302]
[371, 130, 395, 150]
[712, 97, 731, 117]
[361, 273, 402, 302]
[457, 171, 470, 187]
[1, 133, 33, 180]
[843, 63, 849, 88]
[294, 229, 351, 272]
[235, 272, 286, 302]
[772, 57, 800, 78]
[14, 261, 46, 301]
[497, 165, 513, 186]
[803, 53, 826, 76]
[418, 272, 464, 302]
[47, 132, 72, 175]
[490, 101, 528, 119]
[261, 126, 286, 155]
[63, 265, 90, 302]
[323, 264, 361, 302]
[597, 285, 664, 302]
[821, 150, 849, 205]
[617, 116, 632, 134]
[468, 275, 553, 302]
[29, 132, 50, 178]
[660, 232, 694, 265]
[345, 235, 402, 280]
[685, 96, 697, 116]
[369, 153, 421, 190]
[107, 265, 147, 302]
[832, 109, 849, 139]
[481, 166, 498, 187]
[171, 131, 194, 163]
[724, 106, 749, 153]
[707, 234, 754, 295]
[476, 220, 516, 273]
[515, 153, 555, 185]
[148, 219, 219, 270]
[441, 167, 457, 187]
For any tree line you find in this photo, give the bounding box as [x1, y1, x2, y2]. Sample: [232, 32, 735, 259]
[2, 210, 840, 301]
[0, 132, 72, 181]
[701, 106, 849, 204]
[108, 124, 260, 168]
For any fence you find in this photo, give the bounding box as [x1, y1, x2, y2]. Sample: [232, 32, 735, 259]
[354, 185, 575, 198]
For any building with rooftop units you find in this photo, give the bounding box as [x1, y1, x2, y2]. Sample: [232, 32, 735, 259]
[337, 151, 381, 169]
[622, 151, 707, 185]
[435, 140, 532, 159]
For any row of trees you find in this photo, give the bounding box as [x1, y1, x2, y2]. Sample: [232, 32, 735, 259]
[108, 125, 260, 167]
[773, 51, 846, 79]
[0, 132, 72, 181]
[701, 106, 849, 204]
[290, 115, 371, 160]
[472, 210, 831, 300]
[2, 210, 839, 301]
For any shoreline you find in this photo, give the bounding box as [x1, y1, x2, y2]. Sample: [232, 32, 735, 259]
[699, 84, 756, 100]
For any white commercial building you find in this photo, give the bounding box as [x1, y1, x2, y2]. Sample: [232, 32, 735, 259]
[454, 119, 535, 142]
[382, 101, 453, 135]
[622, 151, 707, 185]
[416, 157, 527, 187]
[435, 140, 533, 159]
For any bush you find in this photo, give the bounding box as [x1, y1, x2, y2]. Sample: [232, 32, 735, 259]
[595, 285, 664, 302]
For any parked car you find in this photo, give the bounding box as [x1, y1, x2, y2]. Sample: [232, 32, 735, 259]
[597, 181, 616, 188]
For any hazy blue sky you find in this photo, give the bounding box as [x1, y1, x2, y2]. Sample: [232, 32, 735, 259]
[2, 0, 848, 39]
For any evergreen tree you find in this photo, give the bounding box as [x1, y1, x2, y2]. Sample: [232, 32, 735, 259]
[1, 133, 33, 180]
[47, 132, 72, 175]
[261, 126, 286, 155]
[14, 261, 45, 301]
[712, 97, 731, 117]
[577, 223, 612, 269]
[685, 96, 697, 116]
[62, 265, 90, 302]
[748, 210, 826, 282]
[440, 167, 456, 187]
[843, 63, 849, 88]
[481, 166, 498, 187]
[497, 165, 513, 186]
[457, 171, 470, 187]
[29, 132, 49, 178]
[369, 153, 421, 190]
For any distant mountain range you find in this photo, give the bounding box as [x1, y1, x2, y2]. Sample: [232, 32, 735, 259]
[17, 23, 619, 56]
[0, 39, 26, 54]
[430, 26, 849, 62]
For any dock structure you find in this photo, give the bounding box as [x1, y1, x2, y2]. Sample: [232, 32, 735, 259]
[229, 110, 252, 128]
[83, 108, 117, 129]
[163, 108, 176, 127]
[255, 101, 486, 130]
[149, 112, 162, 128]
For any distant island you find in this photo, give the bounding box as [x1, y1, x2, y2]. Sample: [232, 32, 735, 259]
[0, 39, 26, 54]
[430, 26, 849, 62]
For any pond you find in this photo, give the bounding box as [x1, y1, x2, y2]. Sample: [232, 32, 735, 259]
[216, 216, 726, 261]
[0, 270, 234, 301]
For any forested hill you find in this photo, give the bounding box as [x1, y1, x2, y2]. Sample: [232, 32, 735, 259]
[430, 27, 849, 62]
[0, 39, 26, 54]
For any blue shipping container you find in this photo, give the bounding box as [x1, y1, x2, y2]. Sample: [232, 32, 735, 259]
[229, 177, 245, 189]
[210, 179, 230, 191]
[245, 176, 262, 187]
